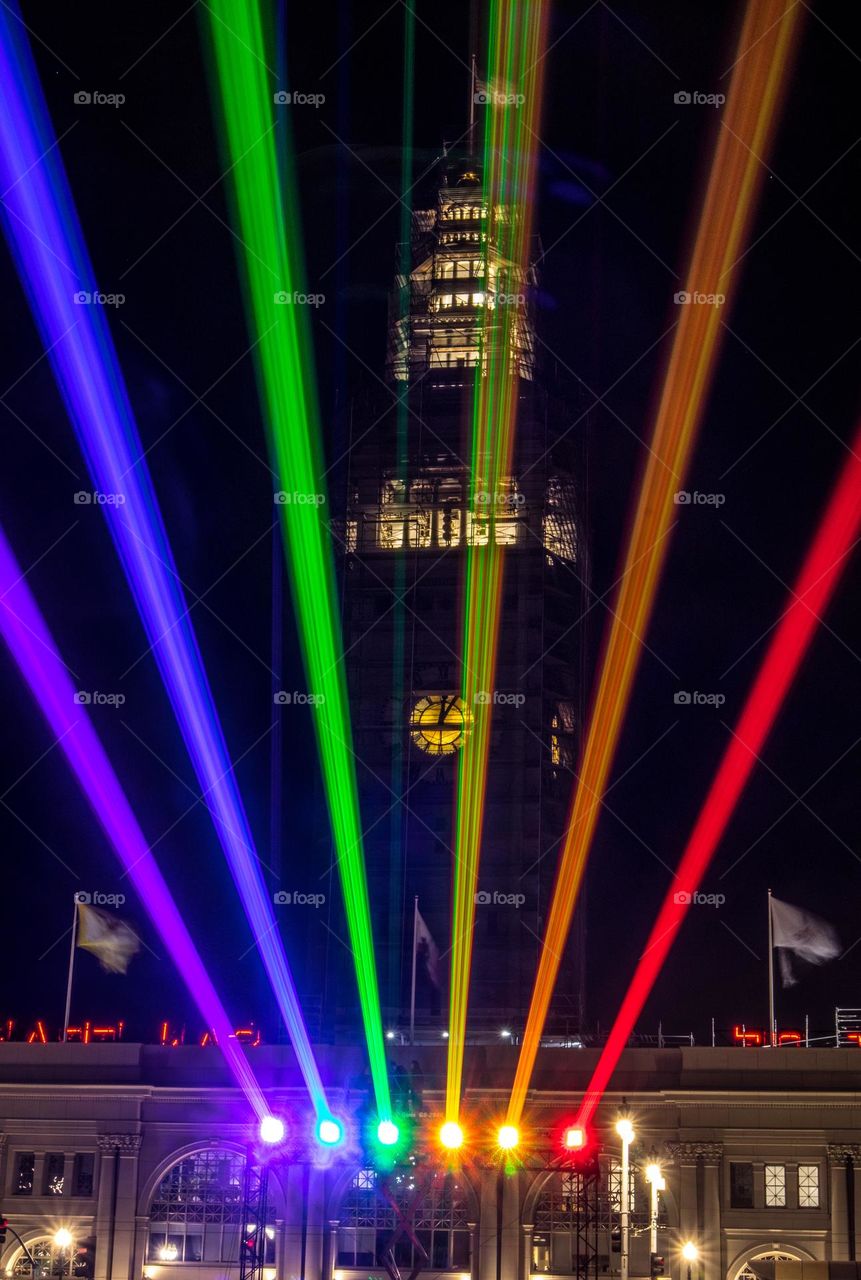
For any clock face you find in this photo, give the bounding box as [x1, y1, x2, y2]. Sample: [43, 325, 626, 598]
[410, 694, 473, 756]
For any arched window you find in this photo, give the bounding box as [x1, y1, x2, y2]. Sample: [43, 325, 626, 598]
[12, 1239, 94, 1280]
[147, 1150, 274, 1265]
[336, 1166, 470, 1270]
[734, 1251, 803, 1280]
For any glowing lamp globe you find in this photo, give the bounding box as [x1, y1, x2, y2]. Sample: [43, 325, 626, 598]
[497, 1124, 519, 1150]
[259, 1115, 286, 1144]
[54, 1230, 73, 1249]
[439, 1121, 464, 1150]
[377, 1119, 399, 1146]
[646, 1162, 661, 1183]
[682, 1243, 699, 1263]
[563, 1125, 586, 1150]
[316, 1117, 343, 1147]
[615, 1117, 635, 1143]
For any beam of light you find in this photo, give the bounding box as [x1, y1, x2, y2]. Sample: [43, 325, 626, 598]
[447, 0, 551, 1124]
[0, 525, 269, 1121]
[0, 1, 329, 1120]
[506, 0, 804, 1127]
[201, 0, 390, 1123]
[576, 419, 861, 1126]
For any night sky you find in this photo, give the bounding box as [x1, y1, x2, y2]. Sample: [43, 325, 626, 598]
[1, 1, 858, 1046]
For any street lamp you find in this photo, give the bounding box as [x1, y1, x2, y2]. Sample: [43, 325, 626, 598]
[53, 1231, 73, 1250]
[645, 1162, 666, 1255]
[682, 1240, 699, 1280]
[615, 1105, 635, 1280]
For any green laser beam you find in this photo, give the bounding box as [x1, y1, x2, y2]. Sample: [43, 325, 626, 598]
[202, 0, 391, 1123]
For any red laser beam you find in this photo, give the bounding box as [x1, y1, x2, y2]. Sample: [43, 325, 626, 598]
[577, 422, 861, 1126]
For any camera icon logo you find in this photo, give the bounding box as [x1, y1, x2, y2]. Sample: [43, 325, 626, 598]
[74, 91, 92, 105]
[673, 291, 691, 305]
[74, 890, 92, 904]
[273, 91, 289, 104]
[273, 291, 290, 304]
[74, 490, 92, 504]
[674, 690, 692, 705]
[74, 291, 92, 305]
[273, 491, 289, 504]
[475, 691, 490, 705]
[673, 490, 691, 504]
[74, 690, 92, 704]
[273, 690, 290, 704]
[273, 890, 290, 904]
[674, 91, 692, 105]
[473, 91, 490, 104]
[474, 890, 491, 904]
[673, 890, 692, 904]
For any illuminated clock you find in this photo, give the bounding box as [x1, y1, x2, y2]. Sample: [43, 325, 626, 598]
[410, 694, 473, 756]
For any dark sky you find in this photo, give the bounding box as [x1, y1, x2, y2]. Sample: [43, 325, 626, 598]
[1, 1, 858, 1046]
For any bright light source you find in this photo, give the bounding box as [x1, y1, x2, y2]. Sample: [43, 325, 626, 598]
[563, 1125, 586, 1150]
[316, 1117, 343, 1147]
[442, 1030, 450, 1039]
[386, 1030, 395, 1040]
[259, 1115, 285, 1144]
[615, 1117, 635, 1143]
[682, 1242, 699, 1263]
[439, 1121, 464, 1150]
[497, 1124, 519, 1150]
[500, 1028, 512, 1038]
[158, 1244, 178, 1262]
[53, 1231, 73, 1249]
[377, 1119, 399, 1146]
[646, 1162, 662, 1183]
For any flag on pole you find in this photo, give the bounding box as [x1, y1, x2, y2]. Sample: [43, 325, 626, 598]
[770, 895, 840, 987]
[414, 906, 440, 988]
[76, 902, 141, 974]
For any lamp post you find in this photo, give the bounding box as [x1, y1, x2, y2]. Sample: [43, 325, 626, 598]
[682, 1240, 699, 1280]
[645, 1163, 665, 1255]
[53, 1230, 74, 1278]
[616, 1108, 635, 1280]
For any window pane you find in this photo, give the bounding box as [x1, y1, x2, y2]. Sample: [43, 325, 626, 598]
[765, 1164, 786, 1207]
[798, 1165, 819, 1208]
[730, 1163, 754, 1209]
[44, 1152, 65, 1196]
[14, 1152, 35, 1195]
[73, 1154, 94, 1197]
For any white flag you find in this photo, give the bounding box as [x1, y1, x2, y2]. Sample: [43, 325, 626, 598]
[771, 895, 840, 987]
[77, 903, 141, 974]
[415, 906, 440, 989]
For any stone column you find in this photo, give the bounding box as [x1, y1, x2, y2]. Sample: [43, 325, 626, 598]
[752, 1162, 765, 1212]
[823, 1152, 859, 1259]
[521, 1222, 534, 1280]
[477, 1166, 499, 1280]
[466, 1221, 478, 1280]
[701, 1145, 723, 1280]
[32, 1152, 46, 1198]
[666, 1143, 723, 1280]
[666, 1144, 700, 1266]
[96, 1136, 141, 1280]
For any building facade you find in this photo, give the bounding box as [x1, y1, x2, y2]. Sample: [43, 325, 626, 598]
[336, 155, 588, 1035]
[0, 1044, 859, 1280]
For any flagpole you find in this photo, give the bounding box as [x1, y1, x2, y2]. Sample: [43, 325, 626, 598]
[767, 888, 775, 1047]
[409, 895, 418, 1046]
[63, 898, 78, 1043]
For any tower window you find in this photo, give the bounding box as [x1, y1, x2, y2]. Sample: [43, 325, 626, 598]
[765, 1164, 786, 1207]
[798, 1165, 819, 1208]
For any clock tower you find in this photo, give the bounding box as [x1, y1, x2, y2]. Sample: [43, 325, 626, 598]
[334, 153, 589, 1040]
